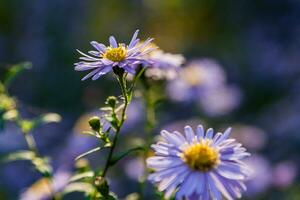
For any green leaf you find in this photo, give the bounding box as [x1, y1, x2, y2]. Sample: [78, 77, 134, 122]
[31, 157, 53, 177]
[2, 109, 19, 121]
[100, 106, 113, 112]
[75, 146, 103, 161]
[109, 146, 145, 166]
[63, 182, 94, 195]
[69, 171, 95, 182]
[2, 150, 35, 162]
[4, 62, 32, 87]
[82, 131, 99, 138]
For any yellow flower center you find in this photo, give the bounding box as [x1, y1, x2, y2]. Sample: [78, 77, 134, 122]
[181, 140, 219, 171]
[102, 45, 127, 62]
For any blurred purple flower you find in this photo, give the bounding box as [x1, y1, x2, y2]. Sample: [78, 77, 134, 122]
[244, 154, 272, 196]
[167, 59, 226, 102]
[231, 125, 267, 151]
[75, 30, 156, 80]
[124, 157, 145, 181]
[144, 50, 185, 80]
[122, 99, 145, 132]
[272, 161, 297, 189]
[20, 170, 71, 200]
[198, 85, 242, 117]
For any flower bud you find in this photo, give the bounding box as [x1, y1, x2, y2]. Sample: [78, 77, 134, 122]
[88, 116, 101, 132]
[106, 96, 118, 108]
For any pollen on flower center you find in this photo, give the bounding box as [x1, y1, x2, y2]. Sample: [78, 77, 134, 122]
[181, 141, 219, 171]
[102, 45, 127, 62]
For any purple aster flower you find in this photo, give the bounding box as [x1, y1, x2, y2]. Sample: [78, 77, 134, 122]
[74, 30, 156, 80]
[272, 161, 297, 189]
[243, 155, 272, 196]
[144, 49, 185, 80]
[198, 85, 242, 117]
[147, 125, 251, 200]
[166, 59, 226, 102]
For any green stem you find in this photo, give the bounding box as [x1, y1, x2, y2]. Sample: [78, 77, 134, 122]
[24, 133, 38, 153]
[101, 74, 129, 177]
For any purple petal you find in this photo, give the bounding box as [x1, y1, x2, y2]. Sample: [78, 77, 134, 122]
[184, 126, 195, 143]
[91, 66, 112, 80]
[128, 29, 139, 49]
[209, 172, 234, 200]
[195, 172, 205, 195]
[81, 68, 102, 81]
[90, 41, 106, 52]
[207, 174, 222, 200]
[123, 65, 136, 74]
[161, 130, 183, 147]
[205, 128, 214, 139]
[109, 36, 118, 48]
[196, 125, 204, 139]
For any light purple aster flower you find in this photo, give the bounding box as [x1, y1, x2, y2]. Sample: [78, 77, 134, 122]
[166, 59, 226, 102]
[147, 124, 251, 200]
[144, 50, 185, 80]
[74, 30, 156, 80]
[272, 161, 297, 189]
[243, 155, 271, 196]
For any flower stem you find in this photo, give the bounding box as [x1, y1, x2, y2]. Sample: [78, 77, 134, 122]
[101, 74, 129, 177]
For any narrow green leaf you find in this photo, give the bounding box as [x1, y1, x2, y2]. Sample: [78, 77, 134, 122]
[75, 147, 102, 161]
[4, 62, 32, 87]
[69, 171, 95, 182]
[109, 146, 145, 166]
[63, 182, 94, 195]
[31, 157, 53, 177]
[2, 150, 35, 162]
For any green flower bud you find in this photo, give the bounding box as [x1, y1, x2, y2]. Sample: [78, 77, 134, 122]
[106, 96, 118, 108]
[88, 116, 101, 132]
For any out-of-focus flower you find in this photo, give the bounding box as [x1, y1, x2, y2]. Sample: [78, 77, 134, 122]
[147, 124, 251, 199]
[20, 170, 71, 200]
[166, 59, 226, 102]
[124, 157, 145, 181]
[198, 85, 242, 116]
[75, 30, 156, 80]
[272, 161, 297, 189]
[144, 49, 185, 80]
[122, 99, 145, 132]
[167, 59, 242, 116]
[244, 154, 272, 196]
[231, 125, 266, 151]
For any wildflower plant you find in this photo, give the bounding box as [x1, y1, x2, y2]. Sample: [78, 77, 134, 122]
[72, 30, 252, 200]
[70, 30, 155, 199]
[0, 30, 252, 200]
[0, 63, 62, 200]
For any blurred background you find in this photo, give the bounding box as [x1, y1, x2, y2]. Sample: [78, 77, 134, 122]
[0, 0, 300, 199]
